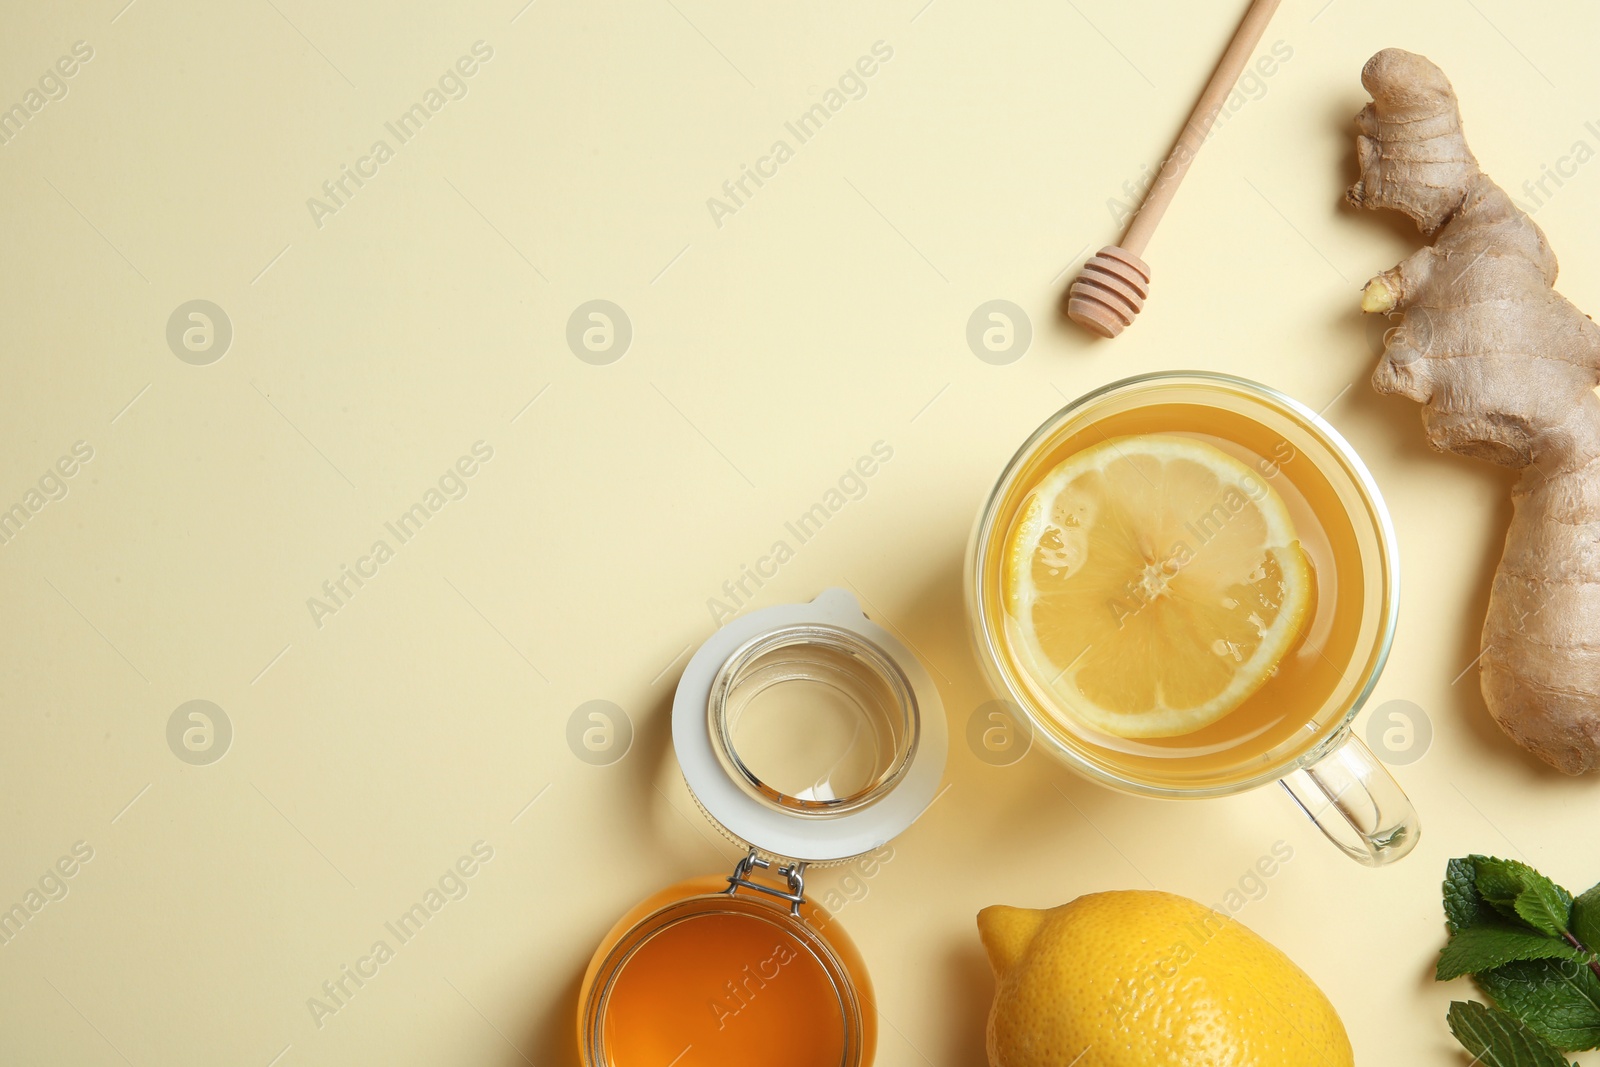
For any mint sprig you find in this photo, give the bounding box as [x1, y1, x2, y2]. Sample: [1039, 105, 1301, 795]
[1476, 959, 1600, 1051]
[1446, 856, 1490, 933]
[1572, 884, 1600, 953]
[1438, 855, 1600, 1063]
[1473, 857, 1575, 938]
[1448, 1001, 1576, 1067]
[1436, 919, 1587, 981]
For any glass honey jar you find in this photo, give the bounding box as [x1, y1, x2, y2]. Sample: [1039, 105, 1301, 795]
[577, 589, 948, 1067]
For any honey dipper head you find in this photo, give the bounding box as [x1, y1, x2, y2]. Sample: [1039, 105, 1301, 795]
[1065, 246, 1150, 338]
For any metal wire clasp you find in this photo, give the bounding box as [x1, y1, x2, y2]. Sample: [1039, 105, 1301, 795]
[725, 848, 807, 917]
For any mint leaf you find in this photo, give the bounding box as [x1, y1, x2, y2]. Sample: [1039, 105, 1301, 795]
[1571, 884, 1600, 952]
[1518, 886, 1578, 940]
[1475, 856, 1574, 938]
[1439, 920, 1587, 981]
[1448, 1000, 1576, 1067]
[1447, 856, 1490, 933]
[1477, 958, 1600, 1051]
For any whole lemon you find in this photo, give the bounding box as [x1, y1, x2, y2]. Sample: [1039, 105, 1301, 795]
[978, 891, 1352, 1067]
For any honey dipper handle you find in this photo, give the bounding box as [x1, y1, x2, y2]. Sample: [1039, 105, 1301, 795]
[1120, 0, 1282, 257]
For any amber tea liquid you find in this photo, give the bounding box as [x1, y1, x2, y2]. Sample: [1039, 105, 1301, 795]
[980, 399, 1370, 790]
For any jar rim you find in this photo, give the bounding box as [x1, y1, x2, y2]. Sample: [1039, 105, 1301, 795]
[707, 623, 920, 818]
[672, 589, 949, 864]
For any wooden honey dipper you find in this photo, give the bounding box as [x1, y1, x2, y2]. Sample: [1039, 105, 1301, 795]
[1066, 0, 1282, 338]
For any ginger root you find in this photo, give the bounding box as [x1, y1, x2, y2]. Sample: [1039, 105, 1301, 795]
[1349, 48, 1600, 774]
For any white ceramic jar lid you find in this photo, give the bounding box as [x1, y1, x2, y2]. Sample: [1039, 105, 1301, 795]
[672, 588, 947, 864]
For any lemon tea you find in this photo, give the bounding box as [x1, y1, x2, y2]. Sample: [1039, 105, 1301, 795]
[969, 374, 1397, 796]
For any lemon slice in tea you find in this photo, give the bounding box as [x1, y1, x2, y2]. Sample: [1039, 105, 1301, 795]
[1004, 434, 1313, 739]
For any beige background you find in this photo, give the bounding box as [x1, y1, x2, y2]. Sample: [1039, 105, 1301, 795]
[3, 0, 1599, 1063]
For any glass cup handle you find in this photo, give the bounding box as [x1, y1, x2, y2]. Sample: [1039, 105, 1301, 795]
[1279, 733, 1420, 866]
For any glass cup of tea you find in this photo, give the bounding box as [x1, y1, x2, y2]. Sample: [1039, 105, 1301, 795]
[966, 371, 1418, 865]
